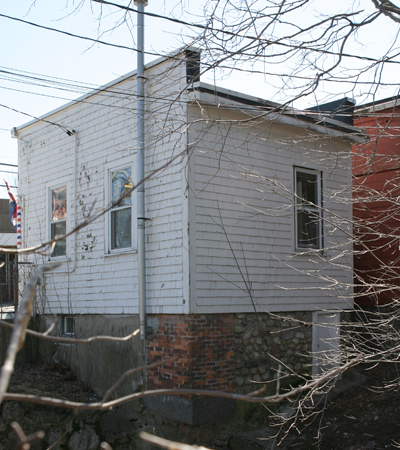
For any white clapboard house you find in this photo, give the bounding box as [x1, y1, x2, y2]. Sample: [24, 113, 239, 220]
[13, 49, 363, 422]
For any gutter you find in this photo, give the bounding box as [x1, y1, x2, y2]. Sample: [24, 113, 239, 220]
[189, 83, 367, 143]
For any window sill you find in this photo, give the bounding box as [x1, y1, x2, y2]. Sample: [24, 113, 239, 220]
[104, 248, 138, 257]
[56, 341, 75, 347]
[46, 257, 70, 262]
[45, 258, 73, 273]
[293, 248, 325, 257]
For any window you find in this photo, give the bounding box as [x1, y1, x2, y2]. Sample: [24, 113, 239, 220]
[63, 316, 75, 335]
[0, 253, 16, 305]
[105, 158, 136, 254]
[50, 186, 67, 257]
[295, 168, 322, 249]
[110, 167, 133, 250]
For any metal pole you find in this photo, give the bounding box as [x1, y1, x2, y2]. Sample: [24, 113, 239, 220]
[135, 0, 147, 340]
[13, 257, 18, 313]
[8, 261, 11, 307]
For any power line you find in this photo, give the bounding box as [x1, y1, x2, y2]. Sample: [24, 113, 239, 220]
[0, 65, 106, 91]
[4, 79, 400, 136]
[2, 57, 400, 112]
[1, 9, 400, 71]
[0, 103, 74, 136]
[95, 0, 400, 66]
[0, 13, 160, 56]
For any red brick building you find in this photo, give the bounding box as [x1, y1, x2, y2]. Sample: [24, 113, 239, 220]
[353, 97, 400, 306]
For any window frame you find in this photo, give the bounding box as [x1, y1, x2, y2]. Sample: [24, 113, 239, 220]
[63, 315, 75, 336]
[46, 179, 71, 261]
[104, 158, 137, 255]
[294, 167, 323, 251]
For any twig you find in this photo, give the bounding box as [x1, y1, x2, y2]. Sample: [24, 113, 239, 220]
[101, 357, 178, 403]
[0, 320, 139, 344]
[100, 443, 113, 450]
[0, 148, 187, 255]
[46, 428, 70, 450]
[0, 266, 58, 405]
[2, 357, 360, 411]
[276, 364, 282, 395]
[140, 432, 212, 450]
[11, 421, 44, 450]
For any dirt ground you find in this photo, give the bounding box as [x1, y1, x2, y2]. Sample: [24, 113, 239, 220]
[280, 363, 400, 450]
[6, 362, 400, 450]
[8, 363, 98, 403]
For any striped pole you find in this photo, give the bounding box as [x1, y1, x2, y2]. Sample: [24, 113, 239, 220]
[4, 180, 20, 248]
[16, 203, 21, 249]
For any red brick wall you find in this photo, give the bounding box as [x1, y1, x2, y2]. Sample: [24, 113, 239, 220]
[146, 314, 235, 392]
[353, 106, 400, 305]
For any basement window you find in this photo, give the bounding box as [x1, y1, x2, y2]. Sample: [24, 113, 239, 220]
[63, 316, 75, 336]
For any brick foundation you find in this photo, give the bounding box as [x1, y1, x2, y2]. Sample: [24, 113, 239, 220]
[146, 314, 235, 392]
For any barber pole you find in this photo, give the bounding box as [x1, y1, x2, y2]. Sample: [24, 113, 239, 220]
[16, 203, 21, 249]
[5, 180, 20, 249]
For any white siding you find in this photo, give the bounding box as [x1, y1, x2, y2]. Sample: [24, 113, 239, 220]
[18, 57, 189, 315]
[188, 106, 353, 313]
[18, 54, 354, 317]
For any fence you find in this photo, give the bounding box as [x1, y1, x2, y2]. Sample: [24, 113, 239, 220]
[0, 261, 33, 318]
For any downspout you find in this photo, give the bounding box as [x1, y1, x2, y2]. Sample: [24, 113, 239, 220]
[135, 0, 147, 340]
[70, 130, 77, 273]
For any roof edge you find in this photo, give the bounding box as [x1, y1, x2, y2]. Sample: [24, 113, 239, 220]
[190, 82, 364, 136]
[12, 47, 201, 134]
[355, 96, 400, 114]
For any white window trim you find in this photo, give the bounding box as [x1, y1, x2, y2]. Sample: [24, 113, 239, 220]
[63, 315, 75, 336]
[46, 177, 72, 262]
[294, 167, 323, 251]
[104, 156, 137, 255]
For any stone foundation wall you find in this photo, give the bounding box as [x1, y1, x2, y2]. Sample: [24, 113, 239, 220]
[145, 311, 314, 398]
[234, 312, 313, 394]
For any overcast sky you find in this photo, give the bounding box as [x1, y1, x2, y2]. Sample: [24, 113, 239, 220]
[1, 0, 399, 198]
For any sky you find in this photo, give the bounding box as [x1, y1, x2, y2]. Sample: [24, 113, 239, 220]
[1, 0, 399, 198]
[0, 0, 200, 196]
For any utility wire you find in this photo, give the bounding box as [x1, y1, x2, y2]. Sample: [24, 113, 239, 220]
[0, 65, 108, 91]
[0, 103, 74, 136]
[94, 0, 400, 66]
[2, 82, 400, 137]
[0, 13, 160, 56]
[1, 10, 400, 68]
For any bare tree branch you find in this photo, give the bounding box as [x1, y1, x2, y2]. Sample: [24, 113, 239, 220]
[140, 432, 213, 450]
[0, 266, 58, 405]
[0, 319, 139, 344]
[2, 358, 360, 411]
